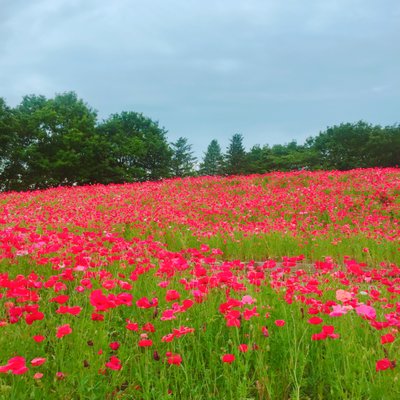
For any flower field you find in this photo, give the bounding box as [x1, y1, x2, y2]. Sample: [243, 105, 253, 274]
[0, 168, 399, 399]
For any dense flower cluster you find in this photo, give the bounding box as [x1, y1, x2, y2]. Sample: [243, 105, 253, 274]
[0, 168, 398, 397]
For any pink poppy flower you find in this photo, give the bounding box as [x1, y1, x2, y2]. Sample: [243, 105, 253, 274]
[31, 357, 46, 367]
[356, 304, 376, 320]
[329, 304, 349, 317]
[336, 289, 352, 302]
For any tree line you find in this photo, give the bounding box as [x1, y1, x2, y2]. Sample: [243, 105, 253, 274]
[0, 92, 399, 191]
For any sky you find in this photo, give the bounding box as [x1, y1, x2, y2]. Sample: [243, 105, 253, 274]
[1, 0, 399, 156]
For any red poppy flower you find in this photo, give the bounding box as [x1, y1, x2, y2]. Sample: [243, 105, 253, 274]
[167, 354, 182, 365]
[238, 344, 249, 353]
[222, 354, 235, 363]
[226, 318, 241, 328]
[91, 313, 105, 321]
[25, 311, 45, 325]
[376, 358, 395, 371]
[33, 335, 45, 343]
[126, 320, 139, 331]
[262, 326, 269, 337]
[166, 290, 180, 302]
[381, 334, 395, 345]
[0, 356, 28, 375]
[56, 306, 82, 316]
[56, 324, 72, 338]
[142, 322, 156, 332]
[243, 307, 259, 320]
[308, 317, 323, 325]
[50, 295, 69, 304]
[105, 356, 122, 371]
[109, 342, 120, 351]
[138, 339, 153, 347]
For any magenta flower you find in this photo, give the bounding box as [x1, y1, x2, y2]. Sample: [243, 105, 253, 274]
[356, 304, 376, 320]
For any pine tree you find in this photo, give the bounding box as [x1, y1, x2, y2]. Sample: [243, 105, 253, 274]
[170, 137, 197, 177]
[199, 139, 224, 176]
[224, 133, 246, 175]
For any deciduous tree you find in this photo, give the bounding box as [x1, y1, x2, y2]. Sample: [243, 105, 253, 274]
[97, 111, 172, 182]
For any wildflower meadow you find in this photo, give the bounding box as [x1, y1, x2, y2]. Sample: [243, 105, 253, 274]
[0, 168, 399, 399]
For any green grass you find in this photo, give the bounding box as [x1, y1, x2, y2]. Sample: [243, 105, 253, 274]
[1, 252, 399, 399]
[122, 222, 400, 266]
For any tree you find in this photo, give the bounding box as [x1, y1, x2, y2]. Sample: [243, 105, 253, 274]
[170, 137, 197, 177]
[1, 94, 174, 191]
[268, 140, 312, 171]
[364, 124, 400, 168]
[97, 111, 172, 182]
[0, 98, 18, 191]
[1, 95, 48, 190]
[245, 144, 273, 174]
[224, 133, 246, 175]
[1, 92, 103, 190]
[42, 92, 99, 186]
[312, 121, 372, 170]
[17, 92, 99, 189]
[199, 139, 224, 176]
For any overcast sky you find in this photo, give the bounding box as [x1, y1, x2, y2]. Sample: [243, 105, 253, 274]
[1, 0, 399, 156]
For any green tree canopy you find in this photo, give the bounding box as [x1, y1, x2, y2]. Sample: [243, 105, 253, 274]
[312, 121, 372, 170]
[245, 144, 271, 174]
[1, 92, 99, 190]
[1, 91, 399, 192]
[363, 124, 400, 168]
[97, 111, 172, 182]
[0, 98, 18, 191]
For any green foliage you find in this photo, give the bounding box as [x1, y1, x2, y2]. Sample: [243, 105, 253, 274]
[312, 121, 400, 170]
[245, 144, 270, 174]
[0, 94, 173, 191]
[224, 133, 247, 175]
[0, 98, 18, 189]
[0, 89, 399, 192]
[170, 137, 197, 177]
[199, 139, 224, 176]
[365, 124, 400, 168]
[227, 122, 400, 175]
[97, 111, 172, 182]
[1, 93, 99, 190]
